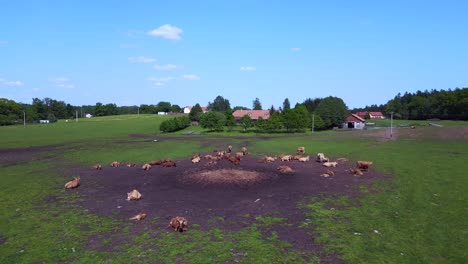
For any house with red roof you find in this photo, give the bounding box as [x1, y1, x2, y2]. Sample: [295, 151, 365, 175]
[369, 112, 385, 119]
[183, 106, 208, 114]
[232, 109, 270, 121]
[344, 113, 366, 129]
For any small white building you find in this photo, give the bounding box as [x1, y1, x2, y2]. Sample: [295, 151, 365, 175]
[39, 120, 50, 124]
[85, 113, 92, 118]
[344, 114, 366, 129]
[157, 112, 168, 115]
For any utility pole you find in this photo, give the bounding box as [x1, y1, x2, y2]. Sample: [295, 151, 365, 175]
[138, 106, 140, 116]
[390, 112, 394, 138]
[76, 110, 78, 122]
[23, 111, 26, 127]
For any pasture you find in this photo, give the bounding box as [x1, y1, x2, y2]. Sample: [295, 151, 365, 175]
[0, 115, 467, 263]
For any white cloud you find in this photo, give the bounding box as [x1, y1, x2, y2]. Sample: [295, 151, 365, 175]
[128, 56, 156, 63]
[0, 78, 24, 87]
[49, 77, 74, 88]
[240, 66, 256, 71]
[181, 74, 200, 80]
[291, 47, 301, 51]
[154, 64, 182, 70]
[147, 24, 183, 40]
[148, 77, 174, 82]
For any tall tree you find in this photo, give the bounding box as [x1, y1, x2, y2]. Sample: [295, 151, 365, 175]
[239, 114, 253, 131]
[189, 103, 203, 122]
[315, 96, 348, 128]
[282, 98, 291, 111]
[303, 98, 322, 113]
[156, 101, 172, 113]
[208, 95, 231, 112]
[252, 97, 262, 110]
[200, 111, 226, 131]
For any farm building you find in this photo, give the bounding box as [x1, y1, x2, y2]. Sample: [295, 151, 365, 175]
[232, 110, 270, 121]
[354, 111, 385, 119]
[183, 106, 209, 114]
[85, 113, 92, 118]
[344, 114, 366, 129]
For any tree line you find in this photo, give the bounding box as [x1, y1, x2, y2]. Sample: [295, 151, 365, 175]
[352, 88, 467, 120]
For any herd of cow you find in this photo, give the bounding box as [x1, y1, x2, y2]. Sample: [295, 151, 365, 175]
[63, 145, 373, 232]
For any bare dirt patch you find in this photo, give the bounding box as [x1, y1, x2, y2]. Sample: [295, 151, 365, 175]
[182, 168, 274, 186]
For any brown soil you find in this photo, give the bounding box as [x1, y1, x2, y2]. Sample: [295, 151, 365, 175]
[72, 153, 383, 259]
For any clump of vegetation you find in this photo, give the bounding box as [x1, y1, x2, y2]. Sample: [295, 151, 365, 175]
[159, 116, 190, 132]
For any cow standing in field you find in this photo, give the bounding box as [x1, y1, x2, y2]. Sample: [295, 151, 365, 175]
[297, 146, 305, 154]
[227, 145, 233, 153]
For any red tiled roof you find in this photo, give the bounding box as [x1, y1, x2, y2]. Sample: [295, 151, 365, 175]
[369, 112, 383, 116]
[232, 110, 270, 120]
[346, 114, 366, 123]
[355, 112, 367, 117]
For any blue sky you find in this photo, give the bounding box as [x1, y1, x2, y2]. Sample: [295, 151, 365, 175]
[1, 0, 467, 109]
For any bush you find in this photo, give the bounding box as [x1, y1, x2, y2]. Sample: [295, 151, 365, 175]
[200, 112, 226, 131]
[159, 116, 190, 133]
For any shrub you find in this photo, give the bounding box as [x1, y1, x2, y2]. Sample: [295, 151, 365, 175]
[159, 116, 190, 133]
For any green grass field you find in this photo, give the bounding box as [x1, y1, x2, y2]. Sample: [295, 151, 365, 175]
[1, 115, 466, 263]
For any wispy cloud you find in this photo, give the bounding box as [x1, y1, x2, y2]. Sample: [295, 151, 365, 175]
[181, 74, 200, 80]
[0, 40, 7, 46]
[128, 56, 156, 63]
[291, 47, 301, 51]
[49, 77, 75, 88]
[148, 24, 183, 40]
[240, 66, 256, 71]
[154, 64, 182, 70]
[148, 77, 174, 82]
[0, 78, 24, 87]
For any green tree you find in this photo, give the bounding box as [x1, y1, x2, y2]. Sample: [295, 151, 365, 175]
[200, 111, 226, 131]
[104, 103, 118, 116]
[156, 101, 172, 113]
[252, 97, 262, 110]
[283, 98, 291, 111]
[294, 103, 311, 128]
[189, 103, 203, 122]
[171, 104, 182, 113]
[233, 106, 249, 111]
[94, 102, 105, 116]
[311, 113, 326, 131]
[256, 117, 267, 131]
[225, 110, 236, 130]
[266, 112, 283, 131]
[239, 114, 253, 131]
[0, 98, 21, 125]
[208, 95, 231, 112]
[315, 96, 348, 128]
[303, 98, 321, 113]
[281, 109, 304, 132]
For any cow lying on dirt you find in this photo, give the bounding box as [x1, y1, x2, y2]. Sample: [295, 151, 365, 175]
[204, 154, 219, 160]
[235, 152, 244, 159]
[191, 156, 201, 163]
[299, 156, 310, 162]
[161, 160, 176, 167]
[356, 161, 373, 170]
[64, 176, 80, 189]
[320, 169, 335, 177]
[277, 165, 294, 173]
[279, 155, 292, 161]
[316, 153, 329, 163]
[142, 163, 152, 170]
[92, 164, 102, 170]
[227, 155, 240, 165]
[297, 146, 305, 154]
[350, 167, 364, 176]
[259, 156, 276, 163]
[323, 161, 338, 168]
[149, 160, 162, 165]
[110, 161, 121, 167]
[168, 216, 188, 232]
[129, 211, 147, 221]
[127, 189, 142, 201]
[127, 163, 136, 167]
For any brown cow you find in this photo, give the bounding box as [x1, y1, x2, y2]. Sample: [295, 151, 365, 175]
[235, 152, 244, 159]
[227, 145, 233, 153]
[127, 163, 136, 167]
[297, 146, 305, 154]
[161, 160, 176, 167]
[64, 176, 80, 189]
[168, 216, 188, 232]
[241, 147, 248, 155]
[127, 189, 142, 201]
[228, 156, 241, 165]
[277, 165, 294, 173]
[351, 167, 364, 176]
[149, 160, 162, 166]
[357, 161, 373, 170]
[191, 156, 201, 163]
[110, 161, 121, 167]
[142, 163, 152, 171]
[323, 162, 338, 168]
[298, 156, 310, 162]
[129, 211, 147, 221]
[92, 164, 102, 170]
[204, 154, 219, 160]
[280, 155, 292, 161]
[316, 153, 329, 163]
